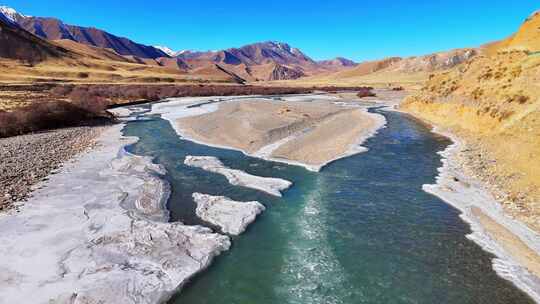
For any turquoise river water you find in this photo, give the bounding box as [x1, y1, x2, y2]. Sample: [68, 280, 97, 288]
[122, 103, 534, 304]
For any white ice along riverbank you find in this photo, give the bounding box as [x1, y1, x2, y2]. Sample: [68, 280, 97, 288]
[193, 193, 265, 235]
[0, 125, 230, 304]
[424, 127, 540, 303]
[185, 156, 292, 197]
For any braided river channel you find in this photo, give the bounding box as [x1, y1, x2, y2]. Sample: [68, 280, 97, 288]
[121, 101, 534, 304]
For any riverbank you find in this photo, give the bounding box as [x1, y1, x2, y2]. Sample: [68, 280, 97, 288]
[407, 117, 540, 301]
[0, 125, 106, 211]
[0, 124, 230, 303]
[153, 94, 386, 171]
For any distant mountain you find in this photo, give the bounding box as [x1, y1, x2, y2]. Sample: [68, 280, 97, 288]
[328, 48, 478, 79]
[227, 41, 316, 65]
[173, 41, 346, 80]
[0, 5, 24, 25]
[0, 6, 363, 82]
[318, 57, 357, 68]
[1, 6, 168, 59]
[154, 46, 180, 57]
[176, 41, 315, 66]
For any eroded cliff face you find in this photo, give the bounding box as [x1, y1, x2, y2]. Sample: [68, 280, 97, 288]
[401, 49, 540, 231]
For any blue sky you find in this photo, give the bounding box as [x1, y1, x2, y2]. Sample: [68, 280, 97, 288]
[5, 1, 539, 61]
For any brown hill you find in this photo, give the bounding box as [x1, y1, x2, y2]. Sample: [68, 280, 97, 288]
[318, 57, 357, 69]
[268, 64, 305, 80]
[53, 39, 130, 62]
[0, 17, 71, 63]
[189, 64, 246, 84]
[155, 57, 191, 71]
[225, 41, 316, 66]
[484, 10, 540, 55]
[4, 6, 167, 59]
[336, 57, 403, 77]
[401, 11, 540, 231]
[0, 21, 241, 85]
[176, 41, 351, 80]
[287, 48, 478, 88]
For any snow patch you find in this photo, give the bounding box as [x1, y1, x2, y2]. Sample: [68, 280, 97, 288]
[0, 5, 26, 24]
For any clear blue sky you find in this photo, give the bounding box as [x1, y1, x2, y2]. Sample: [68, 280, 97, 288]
[6, 1, 539, 61]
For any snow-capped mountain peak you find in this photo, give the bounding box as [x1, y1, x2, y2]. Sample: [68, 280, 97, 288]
[154, 45, 179, 57]
[0, 6, 26, 23]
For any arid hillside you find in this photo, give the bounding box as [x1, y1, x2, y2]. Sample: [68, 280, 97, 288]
[283, 48, 478, 88]
[4, 6, 168, 59]
[0, 17, 72, 63]
[173, 41, 357, 81]
[484, 10, 540, 55]
[0, 18, 246, 85]
[401, 11, 540, 231]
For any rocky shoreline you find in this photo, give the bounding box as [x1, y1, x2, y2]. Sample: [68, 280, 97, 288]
[0, 125, 107, 211]
[423, 126, 540, 302]
[389, 103, 540, 302]
[455, 136, 539, 233]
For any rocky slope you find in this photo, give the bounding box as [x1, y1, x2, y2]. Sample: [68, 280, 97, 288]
[401, 11, 540, 232]
[268, 63, 306, 80]
[174, 41, 356, 81]
[287, 48, 479, 88]
[318, 57, 357, 69]
[333, 48, 477, 79]
[177, 41, 315, 66]
[0, 17, 72, 62]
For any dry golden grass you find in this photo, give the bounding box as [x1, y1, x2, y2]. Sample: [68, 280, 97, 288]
[0, 36, 248, 86]
[0, 57, 221, 84]
[273, 70, 428, 90]
[401, 50, 540, 232]
[485, 11, 540, 56]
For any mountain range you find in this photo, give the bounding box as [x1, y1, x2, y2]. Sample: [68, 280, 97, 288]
[0, 5, 360, 82]
[2, 5, 537, 87]
[0, 6, 168, 59]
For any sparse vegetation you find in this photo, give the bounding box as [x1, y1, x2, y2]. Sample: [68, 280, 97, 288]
[356, 88, 376, 98]
[0, 99, 110, 138]
[0, 83, 376, 137]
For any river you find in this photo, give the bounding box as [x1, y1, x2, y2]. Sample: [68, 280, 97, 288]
[122, 101, 534, 304]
